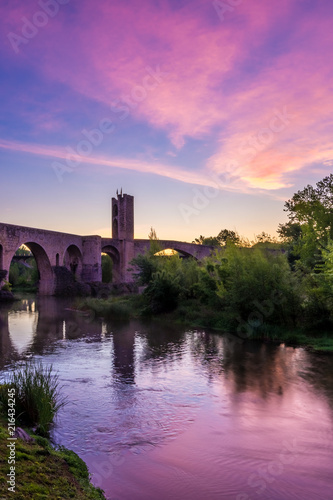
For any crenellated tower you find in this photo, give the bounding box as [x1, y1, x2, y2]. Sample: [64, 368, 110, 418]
[111, 190, 134, 240]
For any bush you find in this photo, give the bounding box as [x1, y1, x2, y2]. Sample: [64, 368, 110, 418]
[0, 361, 67, 435]
[144, 269, 180, 313]
[211, 246, 302, 327]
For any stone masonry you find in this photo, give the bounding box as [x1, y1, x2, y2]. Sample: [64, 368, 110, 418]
[0, 193, 214, 295]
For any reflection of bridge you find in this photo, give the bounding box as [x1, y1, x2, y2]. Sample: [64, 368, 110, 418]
[0, 192, 214, 295]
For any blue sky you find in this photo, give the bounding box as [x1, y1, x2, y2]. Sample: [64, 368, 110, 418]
[1, 0, 333, 241]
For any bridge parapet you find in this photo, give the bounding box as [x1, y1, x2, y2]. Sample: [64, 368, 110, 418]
[133, 239, 215, 259]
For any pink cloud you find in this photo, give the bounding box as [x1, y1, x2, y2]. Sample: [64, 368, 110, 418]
[3, 0, 333, 191]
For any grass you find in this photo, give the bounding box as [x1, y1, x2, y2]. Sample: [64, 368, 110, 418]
[77, 294, 145, 321]
[0, 361, 67, 436]
[0, 413, 105, 499]
[0, 362, 106, 499]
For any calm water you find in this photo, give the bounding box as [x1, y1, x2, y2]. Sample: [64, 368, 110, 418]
[1, 296, 333, 500]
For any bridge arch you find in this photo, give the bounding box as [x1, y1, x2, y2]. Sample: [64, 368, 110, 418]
[63, 245, 83, 278]
[102, 245, 121, 283]
[10, 242, 54, 295]
[155, 247, 197, 259]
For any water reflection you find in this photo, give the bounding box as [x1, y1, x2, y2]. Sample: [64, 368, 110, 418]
[0, 297, 333, 500]
[112, 325, 136, 384]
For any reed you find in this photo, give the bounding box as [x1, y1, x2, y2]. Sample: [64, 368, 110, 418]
[0, 361, 67, 435]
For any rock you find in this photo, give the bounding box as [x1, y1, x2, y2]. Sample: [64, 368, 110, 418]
[0, 290, 15, 302]
[14, 427, 34, 442]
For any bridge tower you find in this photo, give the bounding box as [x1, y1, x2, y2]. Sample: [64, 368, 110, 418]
[111, 191, 134, 240]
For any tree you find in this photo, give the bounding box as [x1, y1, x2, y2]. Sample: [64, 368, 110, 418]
[277, 222, 302, 243]
[193, 229, 240, 247]
[284, 174, 333, 248]
[254, 232, 277, 244]
[148, 227, 161, 254]
[217, 229, 241, 246]
[281, 174, 333, 269]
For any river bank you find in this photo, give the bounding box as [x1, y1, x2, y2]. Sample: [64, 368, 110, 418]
[77, 295, 333, 353]
[0, 411, 106, 499]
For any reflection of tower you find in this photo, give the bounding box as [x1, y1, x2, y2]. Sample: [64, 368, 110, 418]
[112, 328, 136, 384]
[112, 191, 134, 240]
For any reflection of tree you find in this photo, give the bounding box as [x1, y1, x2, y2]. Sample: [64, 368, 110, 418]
[107, 319, 187, 384]
[300, 352, 333, 412]
[0, 304, 20, 369]
[220, 340, 290, 398]
[188, 331, 225, 382]
[187, 332, 296, 399]
[141, 321, 185, 360]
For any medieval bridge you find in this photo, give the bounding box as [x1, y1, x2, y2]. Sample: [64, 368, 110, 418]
[0, 193, 214, 295]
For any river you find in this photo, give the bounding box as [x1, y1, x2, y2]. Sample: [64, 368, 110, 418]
[0, 296, 333, 500]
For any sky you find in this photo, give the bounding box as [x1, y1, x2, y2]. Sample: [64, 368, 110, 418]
[1, 0, 333, 242]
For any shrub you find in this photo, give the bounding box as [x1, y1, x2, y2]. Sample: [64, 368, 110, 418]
[212, 246, 302, 327]
[144, 269, 180, 313]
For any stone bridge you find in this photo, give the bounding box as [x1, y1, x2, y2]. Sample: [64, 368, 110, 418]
[101, 238, 214, 283]
[0, 223, 102, 295]
[0, 193, 214, 295]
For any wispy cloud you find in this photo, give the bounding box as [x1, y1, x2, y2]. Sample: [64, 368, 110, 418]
[2, 0, 333, 192]
[0, 138, 239, 191]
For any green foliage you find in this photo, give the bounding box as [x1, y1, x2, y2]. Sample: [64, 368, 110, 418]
[79, 296, 139, 320]
[9, 258, 39, 290]
[144, 269, 180, 313]
[131, 253, 159, 285]
[0, 362, 67, 436]
[130, 244, 303, 329]
[101, 254, 113, 283]
[193, 228, 241, 247]
[282, 173, 333, 270]
[1, 279, 12, 291]
[0, 413, 106, 499]
[148, 226, 162, 254]
[209, 246, 301, 327]
[217, 229, 241, 246]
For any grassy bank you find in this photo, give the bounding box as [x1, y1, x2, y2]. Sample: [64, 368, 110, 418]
[0, 412, 105, 499]
[0, 362, 106, 499]
[77, 295, 333, 353]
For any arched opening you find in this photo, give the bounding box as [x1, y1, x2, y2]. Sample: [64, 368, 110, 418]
[154, 248, 195, 259]
[63, 245, 83, 278]
[9, 244, 37, 292]
[102, 245, 121, 283]
[101, 253, 113, 283]
[154, 249, 179, 257]
[113, 204, 118, 216]
[9, 242, 54, 295]
[56, 253, 60, 266]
